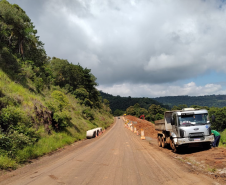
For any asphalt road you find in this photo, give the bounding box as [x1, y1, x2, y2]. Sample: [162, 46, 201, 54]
[0, 118, 219, 185]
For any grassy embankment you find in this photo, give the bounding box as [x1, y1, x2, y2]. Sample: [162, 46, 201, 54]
[220, 130, 226, 147]
[0, 70, 114, 170]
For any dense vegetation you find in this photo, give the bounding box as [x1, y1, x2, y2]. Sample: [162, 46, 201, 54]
[100, 91, 169, 115]
[125, 103, 166, 122]
[153, 95, 226, 108]
[0, 0, 113, 170]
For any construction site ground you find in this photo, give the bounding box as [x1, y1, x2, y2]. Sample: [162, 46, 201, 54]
[125, 115, 226, 182]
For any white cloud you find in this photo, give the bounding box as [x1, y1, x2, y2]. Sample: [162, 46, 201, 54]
[98, 82, 226, 98]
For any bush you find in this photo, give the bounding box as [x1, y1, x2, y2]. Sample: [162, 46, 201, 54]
[0, 106, 39, 157]
[53, 111, 71, 129]
[34, 77, 44, 93]
[83, 98, 93, 107]
[0, 96, 20, 108]
[82, 108, 95, 120]
[74, 88, 88, 101]
[0, 106, 27, 131]
[0, 155, 17, 170]
[155, 113, 164, 121]
[220, 129, 226, 146]
[47, 90, 69, 112]
[46, 90, 72, 130]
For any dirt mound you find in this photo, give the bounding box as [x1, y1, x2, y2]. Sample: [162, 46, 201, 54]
[125, 115, 158, 138]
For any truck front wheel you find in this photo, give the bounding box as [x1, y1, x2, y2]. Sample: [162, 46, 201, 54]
[170, 139, 177, 153]
[203, 142, 211, 150]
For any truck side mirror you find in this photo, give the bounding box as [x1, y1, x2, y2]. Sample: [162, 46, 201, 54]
[211, 115, 215, 122]
[171, 118, 175, 125]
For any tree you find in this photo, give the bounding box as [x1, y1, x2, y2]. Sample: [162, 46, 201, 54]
[126, 106, 136, 116]
[113, 109, 124, 116]
[103, 99, 110, 107]
[74, 88, 89, 102]
[148, 104, 165, 115]
[0, 0, 48, 85]
[171, 104, 187, 110]
[49, 57, 101, 108]
[209, 107, 226, 131]
[190, 105, 209, 110]
[139, 108, 148, 116]
[155, 113, 164, 120]
[148, 104, 165, 122]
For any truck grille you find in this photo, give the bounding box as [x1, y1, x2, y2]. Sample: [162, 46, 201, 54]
[188, 132, 204, 141]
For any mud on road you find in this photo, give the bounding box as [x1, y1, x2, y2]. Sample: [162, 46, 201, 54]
[125, 115, 226, 183]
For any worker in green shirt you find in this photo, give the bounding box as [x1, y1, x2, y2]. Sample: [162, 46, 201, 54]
[211, 130, 221, 147]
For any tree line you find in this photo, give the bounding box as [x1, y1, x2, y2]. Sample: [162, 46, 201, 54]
[153, 95, 226, 108]
[125, 103, 166, 122]
[100, 91, 169, 114]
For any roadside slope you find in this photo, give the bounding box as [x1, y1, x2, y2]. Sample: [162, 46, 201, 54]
[0, 69, 113, 170]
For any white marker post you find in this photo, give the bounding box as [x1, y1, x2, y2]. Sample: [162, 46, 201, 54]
[141, 129, 145, 140]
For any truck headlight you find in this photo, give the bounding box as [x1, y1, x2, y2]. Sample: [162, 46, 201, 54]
[210, 135, 214, 141]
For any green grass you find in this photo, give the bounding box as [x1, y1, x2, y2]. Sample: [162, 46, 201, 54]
[207, 166, 217, 173]
[15, 132, 77, 163]
[219, 129, 226, 147]
[0, 155, 17, 170]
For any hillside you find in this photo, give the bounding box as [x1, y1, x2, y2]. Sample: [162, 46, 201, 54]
[0, 0, 113, 170]
[100, 92, 226, 112]
[100, 91, 170, 112]
[153, 95, 226, 108]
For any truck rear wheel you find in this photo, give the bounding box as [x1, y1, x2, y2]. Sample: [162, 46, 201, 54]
[162, 138, 166, 148]
[158, 136, 162, 147]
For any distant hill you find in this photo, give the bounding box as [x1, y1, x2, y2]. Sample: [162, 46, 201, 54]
[100, 92, 226, 112]
[152, 95, 226, 108]
[99, 91, 170, 112]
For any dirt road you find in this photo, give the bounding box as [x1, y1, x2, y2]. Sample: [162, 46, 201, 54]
[0, 118, 221, 185]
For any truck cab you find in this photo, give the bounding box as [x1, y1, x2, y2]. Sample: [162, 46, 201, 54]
[171, 108, 213, 148]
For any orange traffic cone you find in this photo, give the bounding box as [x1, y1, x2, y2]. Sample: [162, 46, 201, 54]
[141, 129, 145, 140]
[134, 127, 136, 133]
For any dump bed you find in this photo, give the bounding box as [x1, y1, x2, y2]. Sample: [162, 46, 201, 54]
[155, 119, 165, 130]
[154, 111, 173, 131]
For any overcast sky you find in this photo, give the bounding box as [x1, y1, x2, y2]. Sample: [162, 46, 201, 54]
[7, 0, 226, 98]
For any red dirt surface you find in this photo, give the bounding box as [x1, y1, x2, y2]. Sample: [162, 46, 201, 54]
[125, 115, 158, 138]
[125, 115, 226, 180]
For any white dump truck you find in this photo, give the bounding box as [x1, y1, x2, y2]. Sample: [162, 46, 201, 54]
[86, 127, 103, 139]
[155, 108, 214, 152]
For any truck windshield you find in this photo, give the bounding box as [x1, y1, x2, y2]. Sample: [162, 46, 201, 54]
[178, 113, 209, 126]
